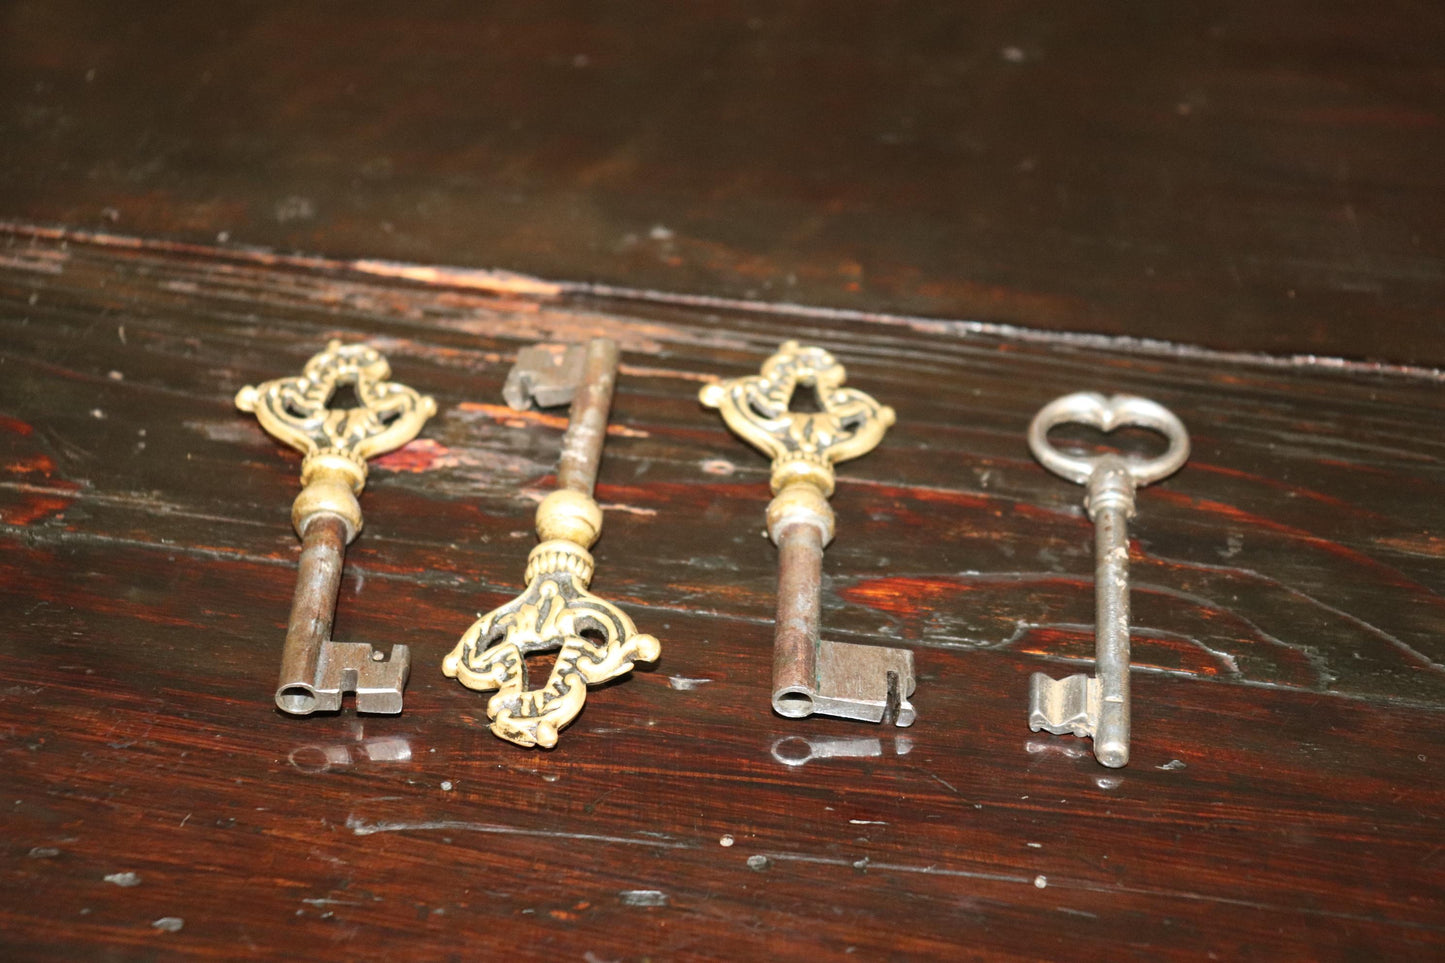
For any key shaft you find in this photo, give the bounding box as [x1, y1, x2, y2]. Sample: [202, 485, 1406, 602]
[1086, 463, 1136, 767]
[558, 339, 619, 497]
[277, 514, 347, 713]
[276, 514, 412, 714]
[772, 520, 825, 716]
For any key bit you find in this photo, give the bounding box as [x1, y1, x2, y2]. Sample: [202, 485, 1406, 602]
[1025, 392, 1190, 767]
[236, 341, 436, 715]
[1028, 673, 1098, 738]
[700, 341, 916, 727]
[443, 338, 660, 749]
[810, 640, 917, 725]
[503, 344, 587, 411]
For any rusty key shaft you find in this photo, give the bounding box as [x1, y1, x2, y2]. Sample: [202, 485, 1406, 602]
[557, 339, 619, 496]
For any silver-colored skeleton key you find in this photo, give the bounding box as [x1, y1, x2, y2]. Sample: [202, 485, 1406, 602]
[1025, 393, 1190, 768]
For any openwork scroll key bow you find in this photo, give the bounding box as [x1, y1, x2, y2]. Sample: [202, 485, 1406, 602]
[236, 341, 436, 715]
[443, 339, 660, 749]
[701, 341, 917, 726]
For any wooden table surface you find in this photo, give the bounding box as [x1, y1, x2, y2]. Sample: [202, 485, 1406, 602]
[4, 1, 1445, 364]
[1, 4, 1443, 961]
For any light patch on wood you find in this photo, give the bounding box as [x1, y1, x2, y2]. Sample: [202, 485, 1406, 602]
[455, 402, 649, 438]
[349, 259, 562, 298]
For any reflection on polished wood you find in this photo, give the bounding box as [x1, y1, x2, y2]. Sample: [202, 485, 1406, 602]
[0, 233, 1441, 959]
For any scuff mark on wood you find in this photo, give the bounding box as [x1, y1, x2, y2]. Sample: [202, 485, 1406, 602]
[456, 402, 649, 437]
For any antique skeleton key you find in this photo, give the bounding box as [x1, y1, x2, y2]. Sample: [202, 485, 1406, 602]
[443, 339, 661, 749]
[1026, 392, 1190, 767]
[701, 341, 916, 727]
[235, 341, 436, 715]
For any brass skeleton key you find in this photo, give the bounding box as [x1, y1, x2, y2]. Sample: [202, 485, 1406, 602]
[701, 341, 916, 727]
[1025, 392, 1190, 767]
[236, 341, 436, 715]
[443, 338, 660, 749]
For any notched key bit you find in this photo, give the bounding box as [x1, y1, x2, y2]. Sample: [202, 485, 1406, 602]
[1025, 392, 1189, 767]
[1027, 673, 1098, 739]
[292, 641, 410, 715]
[701, 340, 916, 727]
[503, 344, 587, 411]
[236, 341, 436, 715]
[806, 639, 917, 726]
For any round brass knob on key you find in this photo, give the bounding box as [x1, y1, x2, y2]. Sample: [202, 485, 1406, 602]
[236, 341, 436, 715]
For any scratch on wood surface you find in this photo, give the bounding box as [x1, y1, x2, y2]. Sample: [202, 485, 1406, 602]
[760, 850, 1031, 885]
[0, 221, 561, 300]
[345, 814, 697, 850]
[617, 362, 715, 383]
[1373, 533, 1445, 559]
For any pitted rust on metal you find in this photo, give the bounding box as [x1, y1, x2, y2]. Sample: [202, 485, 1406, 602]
[701, 341, 916, 726]
[236, 342, 434, 715]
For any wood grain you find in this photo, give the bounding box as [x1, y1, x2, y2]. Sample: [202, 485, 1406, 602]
[2, 2, 1443, 363]
[0, 232, 1441, 960]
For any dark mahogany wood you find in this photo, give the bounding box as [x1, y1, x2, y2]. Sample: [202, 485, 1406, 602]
[2, 2, 1444, 363]
[0, 231, 1441, 960]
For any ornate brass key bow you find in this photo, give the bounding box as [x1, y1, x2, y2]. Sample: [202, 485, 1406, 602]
[443, 339, 660, 749]
[701, 341, 917, 726]
[236, 341, 436, 714]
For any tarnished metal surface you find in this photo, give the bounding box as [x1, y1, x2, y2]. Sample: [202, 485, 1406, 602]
[770, 522, 825, 717]
[502, 343, 587, 412]
[1026, 392, 1190, 767]
[558, 339, 619, 498]
[771, 522, 917, 726]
